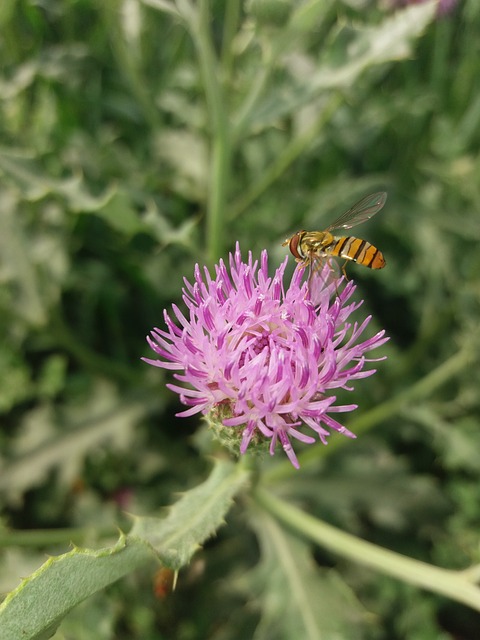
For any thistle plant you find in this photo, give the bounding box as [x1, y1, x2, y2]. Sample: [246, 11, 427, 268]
[144, 243, 388, 468]
[2, 3, 480, 639]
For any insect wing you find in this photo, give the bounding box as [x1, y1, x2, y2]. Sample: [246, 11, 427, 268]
[307, 253, 341, 303]
[326, 192, 387, 232]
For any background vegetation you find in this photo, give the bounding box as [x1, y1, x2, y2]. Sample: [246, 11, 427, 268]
[1, 0, 480, 638]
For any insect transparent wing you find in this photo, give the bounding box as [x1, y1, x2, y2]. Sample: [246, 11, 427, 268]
[326, 192, 387, 232]
[307, 253, 341, 303]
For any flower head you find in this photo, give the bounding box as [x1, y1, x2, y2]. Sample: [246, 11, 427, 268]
[143, 244, 388, 468]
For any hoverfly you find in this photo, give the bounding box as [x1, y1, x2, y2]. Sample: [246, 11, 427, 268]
[282, 192, 387, 287]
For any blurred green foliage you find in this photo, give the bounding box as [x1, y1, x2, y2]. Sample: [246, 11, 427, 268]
[1, 0, 480, 638]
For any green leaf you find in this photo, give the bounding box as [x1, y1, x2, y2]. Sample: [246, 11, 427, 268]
[246, 3, 437, 130]
[0, 534, 153, 640]
[93, 190, 145, 236]
[0, 0, 15, 26]
[129, 458, 251, 568]
[0, 383, 145, 499]
[141, 0, 182, 19]
[155, 128, 209, 201]
[245, 508, 366, 640]
[288, 0, 335, 33]
[143, 201, 200, 248]
[0, 345, 32, 412]
[255, 488, 480, 614]
[0, 190, 50, 326]
[0, 460, 250, 640]
[0, 149, 115, 211]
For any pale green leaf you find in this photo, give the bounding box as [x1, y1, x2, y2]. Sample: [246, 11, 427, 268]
[93, 190, 145, 235]
[154, 128, 209, 201]
[0, 0, 15, 26]
[141, 0, 182, 18]
[0, 190, 49, 326]
[141, 0, 198, 24]
[0, 149, 150, 236]
[0, 549, 49, 596]
[0, 346, 32, 412]
[143, 200, 200, 248]
[247, 2, 436, 129]
[0, 382, 146, 501]
[50, 595, 117, 640]
[130, 458, 251, 567]
[404, 406, 480, 474]
[0, 534, 154, 640]
[245, 508, 366, 640]
[288, 0, 335, 33]
[0, 149, 115, 211]
[0, 460, 250, 640]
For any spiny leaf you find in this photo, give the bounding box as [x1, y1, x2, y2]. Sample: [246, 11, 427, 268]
[244, 508, 366, 640]
[0, 383, 145, 500]
[130, 458, 251, 567]
[0, 149, 115, 210]
[0, 534, 154, 640]
[0, 460, 250, 640]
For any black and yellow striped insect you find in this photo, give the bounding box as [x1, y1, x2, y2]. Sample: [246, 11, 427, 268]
[283, 192, 387, 286]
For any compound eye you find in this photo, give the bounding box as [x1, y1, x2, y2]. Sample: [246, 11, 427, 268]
[289, 232, 305, 260]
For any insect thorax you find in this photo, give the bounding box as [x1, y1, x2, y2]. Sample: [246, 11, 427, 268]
[300, 230, 335, 253]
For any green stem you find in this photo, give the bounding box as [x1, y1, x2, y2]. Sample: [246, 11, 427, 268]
[348, 344, 474, 435]
[189, 0, 231, 262]
[431, 16, 452, 100]
[220, 0, 240, 81]
[232, 48, 276, 142]
[265, 344, 475, 482]
[208, 132, 230, 263]
[0, 527, 118, 548]
[101, 0, 159, 129]
[255, 487, 480, 613]
[233, 1, 333, 141]
[229, 93, 342, 220]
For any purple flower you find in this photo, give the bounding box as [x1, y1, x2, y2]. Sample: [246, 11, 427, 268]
[143, 244, 388, 468]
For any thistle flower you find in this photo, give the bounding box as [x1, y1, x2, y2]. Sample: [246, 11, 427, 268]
[143, 244, 388, 468]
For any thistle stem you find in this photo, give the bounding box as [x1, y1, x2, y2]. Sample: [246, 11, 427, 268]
[255, 487, 480, 613]
[189, 0, 231, 262]
[230, 93, 341, 220]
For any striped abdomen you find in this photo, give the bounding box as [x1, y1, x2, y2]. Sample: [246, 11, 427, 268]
[329, 236, 385, 269]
